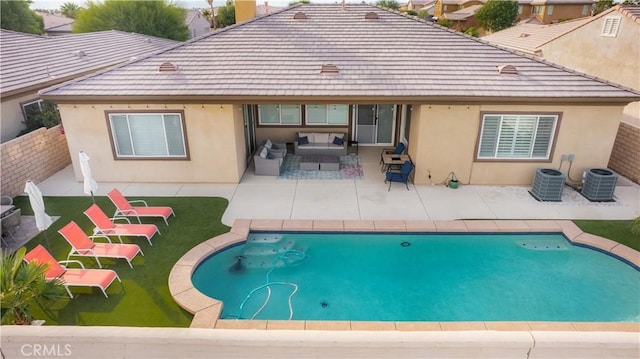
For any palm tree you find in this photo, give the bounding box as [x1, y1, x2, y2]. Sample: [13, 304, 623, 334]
[60, 2, 81, 19]
[0, 247, 66, 325]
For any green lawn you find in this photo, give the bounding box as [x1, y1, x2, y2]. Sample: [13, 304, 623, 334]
[573, 219, 639, 251]
[8, 195, 639, 327]
[11, 195, 230, 327]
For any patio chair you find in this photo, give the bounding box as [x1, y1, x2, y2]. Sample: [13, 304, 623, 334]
[58, 221, 144, 268]
[379, 142, 406, 165]
[107, 189, 175, 225]
[24, 244, 121, 298]
[1, 208, 26, 240]
[83, 204, 160, 246]
[380, 142, 406, 171]
[385, 160, 414, 191]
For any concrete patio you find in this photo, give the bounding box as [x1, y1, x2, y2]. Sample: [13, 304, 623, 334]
[33, 147, 640, 226]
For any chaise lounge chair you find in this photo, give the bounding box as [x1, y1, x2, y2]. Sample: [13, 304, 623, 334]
[24, 244, 121, 298]
[84, 204, 160, 246]
[59, 221, 144, 268]
[107, 189, 175, 225]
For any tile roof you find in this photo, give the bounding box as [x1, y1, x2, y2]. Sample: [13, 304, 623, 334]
[444, 4, 482, 20]
[0, 29, 179, 97]
[35, 12, 74, 30]
[481, 17, 592, 54]
[40, 4, 638, 102]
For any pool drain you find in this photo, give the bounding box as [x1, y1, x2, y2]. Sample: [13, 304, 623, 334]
[401, 241, 411, 247]
[321, 301, 328, 308]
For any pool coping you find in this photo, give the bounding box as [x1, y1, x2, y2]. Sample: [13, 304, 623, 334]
[168, 219, 640, 332]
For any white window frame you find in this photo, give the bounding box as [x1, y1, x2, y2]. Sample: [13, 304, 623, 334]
[476, 113, 559, 161]
[582, 4, 590, 15]
[258, 104, 302, 125]
[601, 16, 621, 37]
[21, 99, 44, 119]
[546, 5, 554, 15]
[107, 112, 188, 159]
[305, 104, 349, 126]
[518, 5, 523, 14]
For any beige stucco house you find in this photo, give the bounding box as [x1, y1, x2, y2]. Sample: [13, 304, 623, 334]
[40, 4, 639, 186]
[0, 30, 178, 143]
[483, 5, 640, 183]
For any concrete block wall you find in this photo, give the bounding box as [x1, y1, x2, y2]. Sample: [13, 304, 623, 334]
[608, 122, 640, 184]
[0, 125, 71, 197]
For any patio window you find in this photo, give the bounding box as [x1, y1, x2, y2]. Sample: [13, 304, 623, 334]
[477, 114, 558, 160]
[107, 112, 187, 159]
[258, 105, 302, 125]
[305, 104, 348, 125]
[546, 5, 554, 15]
[582, 4, 590, 15]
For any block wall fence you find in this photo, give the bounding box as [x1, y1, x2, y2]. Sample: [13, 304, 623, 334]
[608, 122, 640, 184]
[0, 125, 71, 197]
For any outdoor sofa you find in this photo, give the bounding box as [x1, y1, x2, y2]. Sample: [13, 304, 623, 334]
[294, 132, 347, 156]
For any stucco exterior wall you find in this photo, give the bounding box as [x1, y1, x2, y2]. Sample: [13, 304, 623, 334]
[58, 103, 246, 184]
[0, 91, 39, 143]
[411, 104, 623, 185]
[540, 11, 640, 126]
[537, 4, 589, 24]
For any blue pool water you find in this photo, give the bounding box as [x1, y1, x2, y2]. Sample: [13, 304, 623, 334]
[191, 232, 640, 322]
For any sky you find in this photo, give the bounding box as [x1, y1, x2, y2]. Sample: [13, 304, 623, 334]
[29, 0, 359, 11]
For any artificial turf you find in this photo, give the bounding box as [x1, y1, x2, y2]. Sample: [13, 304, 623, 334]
[573, 219, 639, 251]
[11, 195, 230, 327]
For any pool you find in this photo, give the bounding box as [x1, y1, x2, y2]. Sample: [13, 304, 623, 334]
[191, 231, 640, 322]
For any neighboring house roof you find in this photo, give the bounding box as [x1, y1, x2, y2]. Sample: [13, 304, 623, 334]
[482, 17, 592, 54]
[483, 5, 640, 55]
[45, 22, 74, 35]
[619, 5, 640, 21]
[408, 0, 434, 5]
[40, 4, 638, 102]
[0, 29, 179, 97]
[530, 0, 594, 4]
[256, 3, 285, 16]
[35, 12, 74, 30]
[444, 4, 482, 20]
[184, 9, 203, 25]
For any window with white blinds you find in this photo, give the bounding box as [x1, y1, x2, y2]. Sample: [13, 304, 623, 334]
[477, 114, 558, 160]
[601, 16, 621, 37]
[108, 113, 187, 158]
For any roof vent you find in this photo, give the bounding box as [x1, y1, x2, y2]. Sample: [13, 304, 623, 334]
[145, 38, 152, 43]
[320, 64, 339, 74]
[364, 12, 379, 20]
[158, 62, 179, 73]
[293, 11, 307, 19]
[497, 64, 518, 75]
[72, 50, 86, 58]
[519, 33, 529, 38]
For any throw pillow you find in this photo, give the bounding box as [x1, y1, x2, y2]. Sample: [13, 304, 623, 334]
[271, 144, 279, 150]
[259, 147, 268, 159]
[265, 139, 273, 149]
[332, 136, 344, 146]
[298, 136, 309, 145]
[267, 152, 275, 159]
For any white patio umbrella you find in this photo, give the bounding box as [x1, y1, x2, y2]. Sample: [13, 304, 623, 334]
[24, 180, 53, 250]
[79, 151, 98, 203]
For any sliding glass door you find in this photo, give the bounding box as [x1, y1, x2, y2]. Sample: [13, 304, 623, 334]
[355, 105, 395, 145]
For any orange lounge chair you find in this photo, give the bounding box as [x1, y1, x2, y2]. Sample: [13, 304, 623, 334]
[84, 204, 160, 246]
[59, 221, 144, 268]
[107, 189, 175, 225]
[24, 244, 121, 298]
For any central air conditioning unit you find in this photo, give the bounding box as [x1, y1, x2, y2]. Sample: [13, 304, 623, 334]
[581, 168, 618, 201]
[529, 168, 566, 202]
